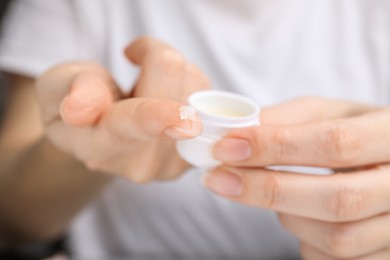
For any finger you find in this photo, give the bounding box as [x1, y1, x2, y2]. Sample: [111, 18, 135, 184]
[301, 242, 390, 260]
[37, 62, 120, 125]
[125, 37, 187, 102]
[280, 213, 390, 259]
[103, 99, 202, 141]
[213, 108, 390, 168]
[60, 73, 116, 126]
[125, 37, 211, 102]
[125, 36, 175, 65]
[201, 165, 390, 222]
[261, 97, 377, 126]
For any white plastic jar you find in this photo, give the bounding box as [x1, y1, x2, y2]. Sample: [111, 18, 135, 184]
[176, 90, 261, 169]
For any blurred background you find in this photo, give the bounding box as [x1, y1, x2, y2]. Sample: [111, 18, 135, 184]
[0, 0, 11, 128]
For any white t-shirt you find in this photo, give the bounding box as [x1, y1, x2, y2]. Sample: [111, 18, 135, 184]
[1, 0, 390, 258]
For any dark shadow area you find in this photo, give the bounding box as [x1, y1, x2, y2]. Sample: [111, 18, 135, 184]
[0, 0, 11, 127]
[0, 0, 11, 19]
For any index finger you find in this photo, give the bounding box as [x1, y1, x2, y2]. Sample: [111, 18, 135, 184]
[213, 108, 390, 168]
[102, 98, 202, 141]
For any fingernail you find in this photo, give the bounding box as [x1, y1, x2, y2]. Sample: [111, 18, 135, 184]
[213, 138, 251, 162]
[201, 170, 243, 197]
[163, 126, 199, 140]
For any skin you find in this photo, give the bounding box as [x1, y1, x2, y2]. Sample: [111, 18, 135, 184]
[1, 35, 388, 259]
[203, 97, 390, 259]
[0, 37, 210, 245]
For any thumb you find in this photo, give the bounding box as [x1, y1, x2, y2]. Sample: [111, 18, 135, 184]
[36, 62, 120, 127]
[60, 73, 116, 126]
[104, 98, 202, 141]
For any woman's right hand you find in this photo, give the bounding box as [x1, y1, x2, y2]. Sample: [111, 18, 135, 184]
[36, 37, 210, 183]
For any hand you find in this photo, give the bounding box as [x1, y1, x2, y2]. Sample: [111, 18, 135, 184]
[202, 97, 390, 259]
[37, 37, 210, 183]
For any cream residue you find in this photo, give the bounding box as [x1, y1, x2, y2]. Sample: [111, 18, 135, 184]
[179, 105, 197, 121]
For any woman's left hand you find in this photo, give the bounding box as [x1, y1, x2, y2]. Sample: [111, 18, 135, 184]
[202, 97, 390, 259]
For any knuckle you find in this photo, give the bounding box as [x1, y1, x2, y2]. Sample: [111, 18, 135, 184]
[325, 180, 368, 221]
[256, 174, 282, 209]
[324, 224, 358, 258]
[322, 122, 366, 166]
[248, 127, 269, 160]
[269, 128, 295, 163]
